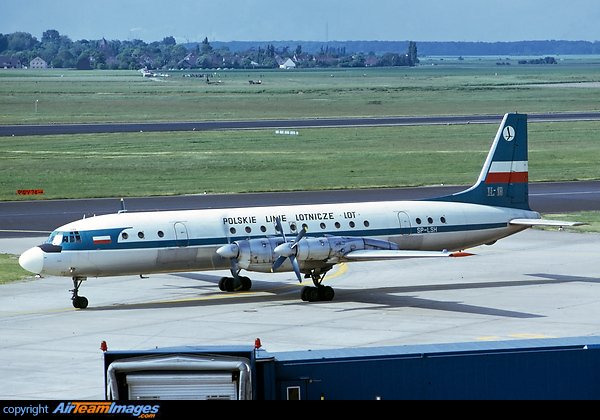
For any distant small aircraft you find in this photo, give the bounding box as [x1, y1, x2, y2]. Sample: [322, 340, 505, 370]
[19, 113, 583, 308]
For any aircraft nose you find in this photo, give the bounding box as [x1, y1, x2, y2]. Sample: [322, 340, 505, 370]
[19, 246, 44, 274]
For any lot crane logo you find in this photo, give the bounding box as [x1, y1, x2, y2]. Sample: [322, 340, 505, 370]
[502, 125, 515, 141]
[52, 402, 160, 417]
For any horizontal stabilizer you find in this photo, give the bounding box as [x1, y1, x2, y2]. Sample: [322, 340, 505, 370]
[510, 218, 587, 227]
[344, 249, 474, 261]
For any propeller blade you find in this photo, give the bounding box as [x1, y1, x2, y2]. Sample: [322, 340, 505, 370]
[230, 257, 240, 277]
[290, 255, 302, 283]
[275, 216, 287, 242]
[271, 255, 286, 272]
[292, 225, 307, 247]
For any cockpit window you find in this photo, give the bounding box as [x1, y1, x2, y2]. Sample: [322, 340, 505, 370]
[47, 231, 81, 245]
[47, 232, 63, 246]
[69, 231, 82, 243]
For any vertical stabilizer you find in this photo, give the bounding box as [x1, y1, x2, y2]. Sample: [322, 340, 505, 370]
[429, 113, 530, 209]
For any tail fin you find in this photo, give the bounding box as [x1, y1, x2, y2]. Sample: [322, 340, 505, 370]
[429, 113, 530, 210]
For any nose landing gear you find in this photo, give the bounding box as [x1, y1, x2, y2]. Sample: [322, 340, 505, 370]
[71, 277, 88, 309]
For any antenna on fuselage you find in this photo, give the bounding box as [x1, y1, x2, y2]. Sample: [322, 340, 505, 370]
[118, 198, 127, 213]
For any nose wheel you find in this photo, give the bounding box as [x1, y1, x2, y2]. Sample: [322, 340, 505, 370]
[71, 277, 88, 309]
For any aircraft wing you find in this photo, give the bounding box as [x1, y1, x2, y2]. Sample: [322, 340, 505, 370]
[343, 249, 473, 261]
[509, 218, 587, 227]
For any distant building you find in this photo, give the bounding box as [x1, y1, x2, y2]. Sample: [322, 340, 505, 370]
[178, 53, 198, 68]
[30, 57, 48, 69]
[99, 37, 113, 56]
[0, 56, 22, 69]
[279, 58, 296, 69]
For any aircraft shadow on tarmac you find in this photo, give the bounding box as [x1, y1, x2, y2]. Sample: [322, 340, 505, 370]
[82, 272, 600, 318]
[335, 273, 600, 319]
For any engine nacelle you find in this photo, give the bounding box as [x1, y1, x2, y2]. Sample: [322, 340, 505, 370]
[222, 236, 399, 273]
[233, 237, 285, 272]
[294, 236, 399, 262]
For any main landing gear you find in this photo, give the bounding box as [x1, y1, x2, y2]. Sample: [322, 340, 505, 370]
[300, 269, 334, 302]
[218, 275, 252, 292]
[218, 268, 335, 302]
[71, 276, 89, 309]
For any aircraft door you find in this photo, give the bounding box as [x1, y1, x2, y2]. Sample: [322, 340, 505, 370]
[174, 222, 189, 247]
[397, 211, 411, 236]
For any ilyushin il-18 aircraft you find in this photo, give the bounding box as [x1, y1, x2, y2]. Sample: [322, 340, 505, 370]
[19, 113, 583, 308]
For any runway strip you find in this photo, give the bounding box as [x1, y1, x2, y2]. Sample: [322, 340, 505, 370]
[2, 112, 600, 137]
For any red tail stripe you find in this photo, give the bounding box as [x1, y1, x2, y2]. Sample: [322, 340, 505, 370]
[485, 172, 528, 184]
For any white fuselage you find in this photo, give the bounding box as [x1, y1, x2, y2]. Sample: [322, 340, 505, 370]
[34, 199, 536, 278]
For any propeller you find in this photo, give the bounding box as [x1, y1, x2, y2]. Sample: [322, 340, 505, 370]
[216, 242, 240, 276]
[216, 222, 242, 287]
[271, 217, 307, 283]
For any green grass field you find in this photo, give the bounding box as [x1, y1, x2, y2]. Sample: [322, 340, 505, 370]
[2, 60, 599, 200]
[0, 254, 31, 284]
[2, 121, 600, 200]
[2, 60, 600, 124]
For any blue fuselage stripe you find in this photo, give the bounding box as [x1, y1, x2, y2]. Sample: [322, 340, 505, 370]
[53, 222, 508, 252]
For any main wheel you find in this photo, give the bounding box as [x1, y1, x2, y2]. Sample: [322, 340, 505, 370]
[301, 285, 335, 302]
[222, 277, 235, 292]
[319, 285, 335, 301]
[219, 276, 252, 292]
[301, 286, 320, 302]
[73, 296, 88, 309]
[240, 276, 252, 291]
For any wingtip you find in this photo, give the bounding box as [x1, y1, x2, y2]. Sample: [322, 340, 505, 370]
[449, 251, 475, 258]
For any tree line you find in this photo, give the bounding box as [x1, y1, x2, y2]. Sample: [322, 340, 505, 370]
[0, 31, 189, 69]
[0, 30, 419, 70]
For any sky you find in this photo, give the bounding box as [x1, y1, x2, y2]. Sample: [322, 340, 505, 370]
[3, 0, 600, 44]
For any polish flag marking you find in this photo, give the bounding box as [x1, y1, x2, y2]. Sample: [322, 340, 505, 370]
[93, 236, 111, 244]
[485, 161, 528, 184]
